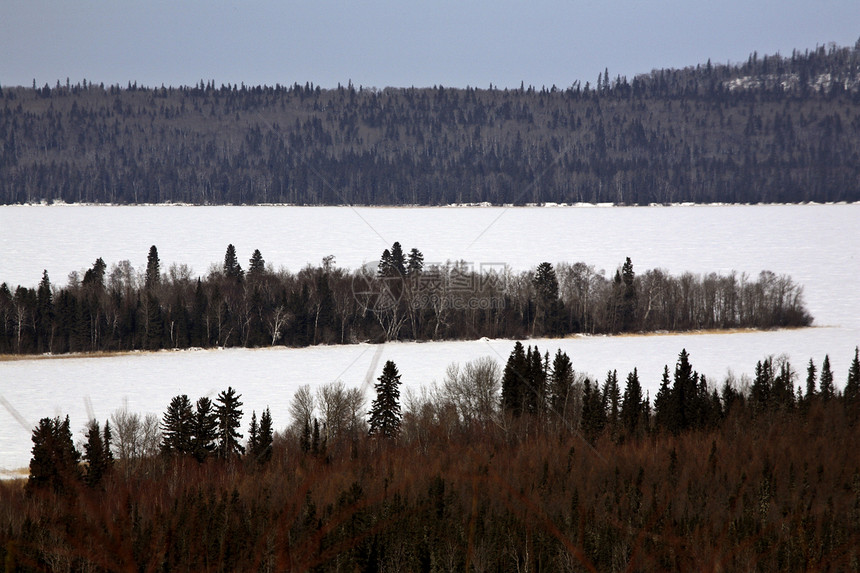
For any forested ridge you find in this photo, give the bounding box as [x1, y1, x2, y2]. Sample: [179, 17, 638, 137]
[2, 40, 860, 205]
[0, 243, 811, 355]
[2, 345, 860, 571]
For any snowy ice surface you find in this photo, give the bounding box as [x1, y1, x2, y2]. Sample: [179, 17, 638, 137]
[1, 204, 859, 473]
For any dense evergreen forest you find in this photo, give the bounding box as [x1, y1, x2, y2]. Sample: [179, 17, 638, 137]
[0, 243, 811, 355]
[2, 40, 860, 205]
[2, 345, 860, 571]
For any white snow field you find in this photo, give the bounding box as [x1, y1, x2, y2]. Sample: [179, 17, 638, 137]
[1, 203, 858, 473]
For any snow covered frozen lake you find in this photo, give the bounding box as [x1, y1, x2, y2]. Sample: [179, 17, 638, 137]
[1, 203, 859, 473]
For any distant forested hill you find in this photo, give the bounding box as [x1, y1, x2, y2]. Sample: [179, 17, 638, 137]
[2, 40, 859, 205]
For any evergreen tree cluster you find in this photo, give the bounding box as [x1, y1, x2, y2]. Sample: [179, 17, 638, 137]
[6, 346, 860, 571]
[3, 40, 860, 205]
[0, 249, 813, 355]
[160, 386, 272, 464]
[500, 343, 860, 443]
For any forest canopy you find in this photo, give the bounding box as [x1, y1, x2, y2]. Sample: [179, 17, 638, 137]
[2, 40, 860, 205]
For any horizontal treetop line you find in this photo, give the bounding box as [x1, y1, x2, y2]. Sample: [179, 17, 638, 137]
[2, 42, 860, 206]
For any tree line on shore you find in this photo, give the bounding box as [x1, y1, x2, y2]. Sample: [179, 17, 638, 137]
[0, 243, 811, 355]
[2, 344, 860, 571]
[2, 40, 860, 206]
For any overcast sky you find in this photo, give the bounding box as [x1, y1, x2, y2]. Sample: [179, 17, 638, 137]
[2, 1, 859, 90]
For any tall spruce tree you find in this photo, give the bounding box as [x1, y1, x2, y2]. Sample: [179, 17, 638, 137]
[501, 341, 528, 417]
[83, 420, 111, 487]
[82, 257, 107, 290]
[548, 349, 574, 419]
[36, 270, 54, 352]
[247, 411, 259, 459]
[248, 249, 265, 279]
[389, 242, 407, 276]
[368, 360, 403, 439]
[406, 248, 424, 275]
[533, 262, 563, 336]
[772, 360, 796, 411]
[670, 349, 698, 434]
[524, 346, 547, 416]
[377, 249, 393, 278]
[224, 244, 244, 282]
[192, 396, 218, 462]
[806, 358, 817, 400]
[603, 369, 620, 433]
[820, 355, 835, 400]
[145, 245, 160, 290]
[255, 407, 274, 464]
[619, 257, 637, 331]
[844, 347, 860, 414]
[751, 358, 774, 414]
[621, 368, 643, 435]
[216, 386, 245, 459]
[580, 378, 606, 443]
[654, 365, 672, 431]
[103, 421, 114, 466]
[161, 395, 195, 456]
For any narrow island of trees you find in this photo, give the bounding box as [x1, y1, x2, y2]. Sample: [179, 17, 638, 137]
[2, 345, 859, 570]
[0, 243, 812, 356]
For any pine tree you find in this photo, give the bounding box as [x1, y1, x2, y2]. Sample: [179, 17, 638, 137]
[654, 365, 672, 431]
[247, 411, 259, 459]
[192, 396, 218, 462]
[406, 248, 424, 275]
[161, 395, 195, 456]
[390, 242, 407, 276]
[216, 386, 245, 459]
[751, 358, 774, 414]
[820, 355, 835, 400]
[548, 349, 574, 420]
[377, 249, 393, 277]
[191, 279, 209, 346]
[368, 360, 403, 439]
[82, 257, 107, 290]
[603, 369, 620, 433]
[248, 249, 265, 278]
[143, 290, 164, 350]
[844, 347, 860, 414]
[83, 420, 109, 487]
[224, 244, 244, 282]
[671, 349, 697, 433]
[145, 245, 160, 290]
[580, 378, 606, 443]
[621, 368, 643, 435]
[805, 358, 817, 400]
[103, 420, 114, 466]
[524, 346, 547, 416]
[27, 416, 80, 495]
[772, 360, 796, 410]
[36, 270, 54, 352]
[501, 341, 528, 417]
[533, 262, 563, 335]
[619, 257, 637, 331]
[256, 407, 273, 464]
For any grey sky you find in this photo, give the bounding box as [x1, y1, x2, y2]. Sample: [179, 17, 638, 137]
[2, 1, 858, 89]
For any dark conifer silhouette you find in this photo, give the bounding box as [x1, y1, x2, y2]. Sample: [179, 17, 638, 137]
[368, 360, 403, 439]
[161, 395, 194, 456]
[216, 386, 245, 459]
